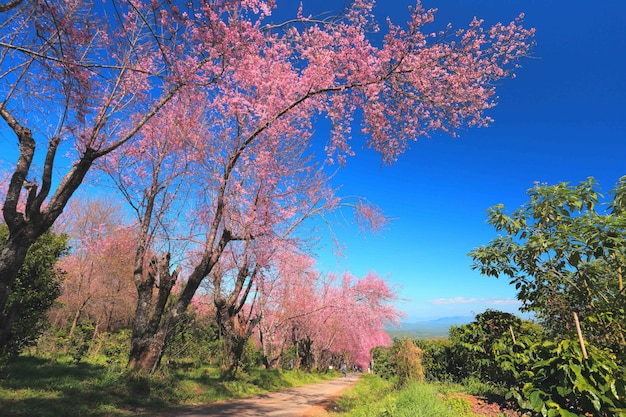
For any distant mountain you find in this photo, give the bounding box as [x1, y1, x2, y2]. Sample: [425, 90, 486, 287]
[385, 316, 474, 339]
[403, 316, 474, 328]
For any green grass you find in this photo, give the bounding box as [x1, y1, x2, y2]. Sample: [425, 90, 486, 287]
[325, 374, 489, 417]
[0, 356, 336, 417]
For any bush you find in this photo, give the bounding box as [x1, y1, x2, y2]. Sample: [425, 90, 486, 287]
[163, 311, 221, 367]
[447, 310, 544, 386]
[392, 338, 424, 385]
[415, 338, 454, 382]
[507, 339, 626, 417]
[96, 329, 131, 365]
[0, 225, 68, 358]
[371, 345, 393, 380]
[371, 338, 424, 385]
[66, 321, 95, 363]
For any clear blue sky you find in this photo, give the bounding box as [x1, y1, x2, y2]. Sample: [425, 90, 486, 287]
[1, 1, 624, 322]
[312, 0, 626, 321]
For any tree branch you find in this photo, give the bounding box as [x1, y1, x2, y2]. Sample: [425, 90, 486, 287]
[0, 104, 34, 229]
[0, 0, 23, 13]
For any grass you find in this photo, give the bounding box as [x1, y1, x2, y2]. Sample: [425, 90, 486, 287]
[321, 374, 497, 417]
[0, 355, 336, 417]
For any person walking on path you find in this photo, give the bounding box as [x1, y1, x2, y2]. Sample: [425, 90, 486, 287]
[340, 363, 347, 378]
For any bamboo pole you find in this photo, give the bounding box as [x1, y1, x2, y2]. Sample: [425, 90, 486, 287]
[573, 312, 588, 359]
[509, 325, 516, 345]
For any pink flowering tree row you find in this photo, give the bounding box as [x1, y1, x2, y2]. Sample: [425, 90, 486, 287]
[0, 0, 534, 367]
[256, 250, 400, 370]
[52, 197, 137, 340]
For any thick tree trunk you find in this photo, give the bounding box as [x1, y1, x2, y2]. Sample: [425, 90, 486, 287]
[215, 300, 262, 374]
[128, 324, 170, 373]
[128, 254, 179, 372]
[0, 229, 38, 352]
[216, 310, 246, 373]
[0, 108, 95, 355]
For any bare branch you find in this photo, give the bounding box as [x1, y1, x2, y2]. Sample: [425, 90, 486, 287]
[0, 0, 24, 13]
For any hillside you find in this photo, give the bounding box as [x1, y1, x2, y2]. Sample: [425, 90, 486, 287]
[385, 316, 473, 340]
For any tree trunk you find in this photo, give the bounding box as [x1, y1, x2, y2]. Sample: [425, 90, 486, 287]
[0, 229, 37, 352]
[128, 254, 179, 372]
[128, 324, 170, 373]
[215, 304, 249, 373]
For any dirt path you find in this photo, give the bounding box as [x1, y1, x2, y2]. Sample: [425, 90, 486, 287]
[155, 373, 360, 417]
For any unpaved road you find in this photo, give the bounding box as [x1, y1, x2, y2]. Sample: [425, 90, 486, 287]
[156, 373, 360, 417]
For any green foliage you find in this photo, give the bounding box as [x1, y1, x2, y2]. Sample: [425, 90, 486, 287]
[329, 375, 483, 417]
[31, 327, 130, 367]
[0, 354, 334, 416]
[506, 339, 626, 417]
[414, 338, 454, 381]
[0, 224, 68, 358]
[66, 322, 95, 364]
[371, 338, 424, 385]
[371, 345, 393, 380]
[447, 310, 544, 386]
[391, 337, 424, 385]
[470, 177, 626, 357]
[96, 329, 131, 365]
[164, 311, 222, 368]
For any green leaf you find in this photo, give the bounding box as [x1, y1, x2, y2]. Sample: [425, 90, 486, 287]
[529, 390, 545, 410]
[568, 252, 581, 267]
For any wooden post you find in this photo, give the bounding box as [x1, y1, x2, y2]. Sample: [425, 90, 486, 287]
[573, 312, 588, 359]
[509, 325, 516, 345]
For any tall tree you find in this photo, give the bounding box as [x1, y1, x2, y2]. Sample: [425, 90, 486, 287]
[52, 197, 136, 339]
[0, 0, 236, 350]
[257, 251, 399, 371]
[470, 177, 626, 356]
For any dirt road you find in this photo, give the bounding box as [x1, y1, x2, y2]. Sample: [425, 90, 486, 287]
[156, 373, 360, 417]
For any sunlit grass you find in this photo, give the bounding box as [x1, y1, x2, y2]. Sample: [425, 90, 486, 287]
[0, 355, 336, 417]
[325, 374, 488, 417]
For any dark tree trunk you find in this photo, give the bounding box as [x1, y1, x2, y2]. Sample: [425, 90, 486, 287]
[212, 262, 259, 374]
[128, 254, 179, 372]
[0, 106, 96, 355]
[215, 305, 262, 374]
[0, 226, 42, 352]
[216, 307, 246, 372]
[128, 324, 170, 373]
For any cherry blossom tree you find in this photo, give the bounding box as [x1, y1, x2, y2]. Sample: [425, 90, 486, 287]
[1, 0, 534, 362]
[0, 0, 239, 352]
[256, 250, 400, 371]
[52, 197, 136, 340]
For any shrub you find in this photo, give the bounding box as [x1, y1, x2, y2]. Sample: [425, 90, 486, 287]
[371, 338, 424, 385]
[392, 338, 424, 385]
[0, 225, 68, 359]
[507, 339, 626, 417]
[415, 338, 454, 382]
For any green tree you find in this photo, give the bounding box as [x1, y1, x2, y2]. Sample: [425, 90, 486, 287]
[448, 310, 543, 385]
[469, 177, 626, 357]
[0, 223, 67, 358]
[508, 339, 626, 417]
[371, 338, 424, 385]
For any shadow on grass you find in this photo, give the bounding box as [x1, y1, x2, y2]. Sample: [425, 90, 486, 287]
[0, 356, 181, 417]
[0, 357, 311, 417]
[0, 356, 332, 417]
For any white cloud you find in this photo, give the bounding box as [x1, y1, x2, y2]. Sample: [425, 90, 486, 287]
[430, 297, 519, 306]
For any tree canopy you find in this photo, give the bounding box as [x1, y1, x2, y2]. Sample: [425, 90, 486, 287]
[470, 177, 626, 356]
[1, 0, 534, 367]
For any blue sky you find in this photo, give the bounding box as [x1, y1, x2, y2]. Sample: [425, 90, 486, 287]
[1, 1, 624, 322]
[312, 0, 626, 321]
